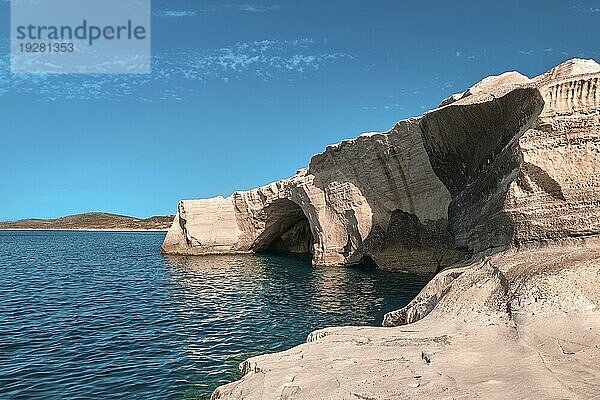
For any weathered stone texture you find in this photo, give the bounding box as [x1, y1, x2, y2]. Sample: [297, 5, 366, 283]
[160, 59, 600, 400]
[162, 59, 600, 276]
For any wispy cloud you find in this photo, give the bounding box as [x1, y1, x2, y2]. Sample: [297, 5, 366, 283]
[360, 103, 404, 111]
[236, 4, 280, 12]
[153, 10, 197, 17]
[156, 39, 352, 79]
[454, 50, 476, 61]
[0, 38, 353, 101]
[151, 2, 281, 15]
[570, 3, 600, 13]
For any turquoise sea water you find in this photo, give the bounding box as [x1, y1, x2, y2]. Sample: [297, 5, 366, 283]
[0, 231, 428, 399]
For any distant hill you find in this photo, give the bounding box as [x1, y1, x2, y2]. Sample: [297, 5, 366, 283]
[0, 212, 174, 231]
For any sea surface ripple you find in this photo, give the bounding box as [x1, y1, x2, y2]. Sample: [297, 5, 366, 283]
[0, 231, 427, 399]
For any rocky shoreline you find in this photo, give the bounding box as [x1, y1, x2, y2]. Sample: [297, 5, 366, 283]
[161, 58, 600, 399]
[212, 239, 600, 399]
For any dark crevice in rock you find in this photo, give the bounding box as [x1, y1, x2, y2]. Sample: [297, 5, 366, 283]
[351, 255, 378, 269]
[363, 210, 469, 274]
[252, 199, 314, 255]
[518, 162, 566, 201]
[264, 219, 313, 255]
[177, 202, 194, 247]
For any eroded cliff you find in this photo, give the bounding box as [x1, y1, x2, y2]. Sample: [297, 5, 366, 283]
[162, 59, 600, 399]
[162, 118, 460, 273]
[162, 58, 600, 276]
[212, 60, 600, 400]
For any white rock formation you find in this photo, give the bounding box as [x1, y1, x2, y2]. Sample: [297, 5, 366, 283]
[162, 121, 459, 272]
[162, 59, 600, 276]
[193, 59, 600, 399]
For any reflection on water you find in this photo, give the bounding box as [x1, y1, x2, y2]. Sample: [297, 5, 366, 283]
[164, 253, 428, 397]
[0, 232, 428, 400]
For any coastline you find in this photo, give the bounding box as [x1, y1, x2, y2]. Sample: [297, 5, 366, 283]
[0, 212, 174, 233]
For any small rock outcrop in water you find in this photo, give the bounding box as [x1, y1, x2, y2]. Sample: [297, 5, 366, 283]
[162, 58, 600, 274]
[174, 59, 600, 399]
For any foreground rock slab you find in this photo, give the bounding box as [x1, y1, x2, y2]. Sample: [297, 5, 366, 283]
[212, 242, 600, 399]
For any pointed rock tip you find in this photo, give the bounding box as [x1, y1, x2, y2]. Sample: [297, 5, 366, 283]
[439, 71, 530, 107]
[536, 58, 600, 81]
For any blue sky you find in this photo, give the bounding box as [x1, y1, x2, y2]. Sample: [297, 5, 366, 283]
[1, 0, 599, 220]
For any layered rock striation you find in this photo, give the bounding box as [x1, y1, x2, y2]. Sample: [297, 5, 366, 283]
[162, 58, 600, 276]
